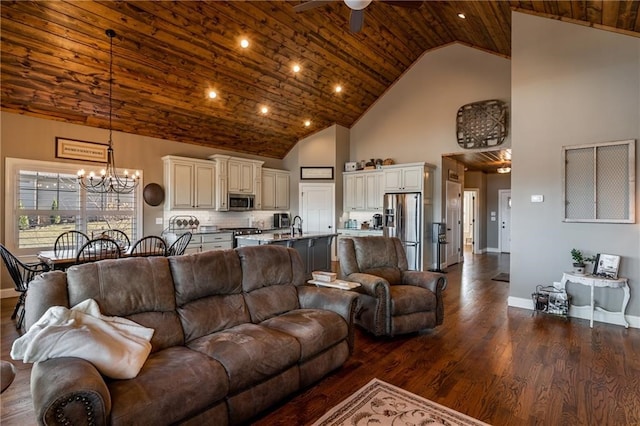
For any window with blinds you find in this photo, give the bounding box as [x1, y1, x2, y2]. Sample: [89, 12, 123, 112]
[6, 158, 142, 253]
[562, 139, 635, 223]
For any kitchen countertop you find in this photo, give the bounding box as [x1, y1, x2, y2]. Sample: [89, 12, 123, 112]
[235, 232, 338, 243]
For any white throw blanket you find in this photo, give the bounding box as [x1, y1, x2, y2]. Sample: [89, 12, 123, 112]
[11, 299, 154, 379]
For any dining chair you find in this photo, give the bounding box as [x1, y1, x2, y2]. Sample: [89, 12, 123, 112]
[76, 238, 122, 264]
[54, 230, 89, 255]
[130, 236, 168, 257]
[0, 244, 50, 329]
[96, 229, 130, 250]
[167, 232, 192, 256]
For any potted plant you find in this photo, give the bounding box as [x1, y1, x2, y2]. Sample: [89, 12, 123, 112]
[570, 249, 595, 275]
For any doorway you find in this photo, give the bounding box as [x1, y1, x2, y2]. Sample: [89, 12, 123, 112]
[299, 183, 335, 234]
[445, 180, 462, 266]
[463, 189, 479, 255]
[498, 189, 511, 253]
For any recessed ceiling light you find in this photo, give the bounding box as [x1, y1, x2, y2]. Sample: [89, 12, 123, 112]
[260, 106, 269, 114]
[304, 120, 311, 127]
[293, 64, 301, 73]
[240, 38, 249, 48]
[335, 85, 343, 93]
[208, 90, 217, 99]
[457, 13, 466, 19]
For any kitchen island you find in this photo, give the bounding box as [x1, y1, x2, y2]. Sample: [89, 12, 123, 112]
[236, 232, 337, 276]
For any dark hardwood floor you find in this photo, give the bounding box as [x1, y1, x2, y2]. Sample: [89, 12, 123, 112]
[2, 252, 639, 425]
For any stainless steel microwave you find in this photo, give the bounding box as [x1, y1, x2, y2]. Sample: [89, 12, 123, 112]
[228, 193, 255, 211]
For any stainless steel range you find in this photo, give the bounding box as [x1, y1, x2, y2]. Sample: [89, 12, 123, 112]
[219, 227, 262, 247]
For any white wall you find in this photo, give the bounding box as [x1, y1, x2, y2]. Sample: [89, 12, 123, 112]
[350, 44, 511, 222]
[510, 12, 640, 318]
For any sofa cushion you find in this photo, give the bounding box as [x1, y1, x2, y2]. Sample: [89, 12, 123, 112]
[187, 323, 300, 394]
[66, 257, 183, 351]
[262, 309, 348, 361]
[390, 285, 436, 315]
[237, 246, 304, 322]
[108, 346, 229, 425]
[169, 251, 250, 342]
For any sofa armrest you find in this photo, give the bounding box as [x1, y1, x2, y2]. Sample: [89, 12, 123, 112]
[297, 286, 360, 353]
[402, 270, 447, 325]
[344, 272, 389, 298]
[401, 270, 447, 292]
[32, 357, 111, 426]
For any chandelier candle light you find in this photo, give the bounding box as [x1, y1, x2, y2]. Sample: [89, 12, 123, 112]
[77, 29, 139, 194]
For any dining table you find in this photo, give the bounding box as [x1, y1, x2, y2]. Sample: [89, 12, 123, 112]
[38, 246, 135, 271]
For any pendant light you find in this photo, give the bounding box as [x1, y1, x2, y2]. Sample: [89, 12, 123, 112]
[77, 29, 139, 194]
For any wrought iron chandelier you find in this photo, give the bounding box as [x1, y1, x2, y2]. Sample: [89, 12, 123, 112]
[77, 29, 139, 194]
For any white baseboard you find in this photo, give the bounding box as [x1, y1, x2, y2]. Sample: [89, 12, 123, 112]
[486, 247, 500, 253]
[508, 296, 640, 329]
[1, 288, 19, 299]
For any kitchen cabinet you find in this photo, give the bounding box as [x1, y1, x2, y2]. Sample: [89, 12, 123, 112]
[186, 232, 234, 254]
[344, 170, 382, 211]
[365, 172, 384, 211]
[228, 159, 263, 194]
[162, 156, 215, 210]
[262, 168, 290, 210]
[383, 164, 423, 192]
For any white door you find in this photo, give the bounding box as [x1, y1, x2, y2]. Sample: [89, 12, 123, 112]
[445, 181, 461, 266]
[499, 190, 511, 253]
[299, 183, 335, 234]
[463, 189, 479, 254]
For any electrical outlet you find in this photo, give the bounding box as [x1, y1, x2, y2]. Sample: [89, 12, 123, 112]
[531, 195, 544, 203]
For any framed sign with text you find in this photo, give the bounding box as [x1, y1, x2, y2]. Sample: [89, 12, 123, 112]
[56, 137, 109, 163]
[300, 166, 334, 180]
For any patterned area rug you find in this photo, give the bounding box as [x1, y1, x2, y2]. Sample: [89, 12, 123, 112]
[491, 272, 510, 282]
[312, 378, 491, 426]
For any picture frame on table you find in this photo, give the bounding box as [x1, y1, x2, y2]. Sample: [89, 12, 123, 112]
[593, 253, 620, 279]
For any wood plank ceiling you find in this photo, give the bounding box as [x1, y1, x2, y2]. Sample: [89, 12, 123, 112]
[2, 1, 639, 160]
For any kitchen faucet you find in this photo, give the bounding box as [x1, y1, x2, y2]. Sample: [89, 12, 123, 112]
[291, 215, 303, 236]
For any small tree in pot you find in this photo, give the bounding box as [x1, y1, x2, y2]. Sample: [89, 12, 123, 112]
[570, 249, 595, 275]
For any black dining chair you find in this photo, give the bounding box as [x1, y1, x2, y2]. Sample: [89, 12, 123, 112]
[96, 229, 130, 250]
[167, 232, 192, 256]
[54, 230, 89, 255]
[0, 244, 50, 329]
[76, 238, 122, 264]
[130, 236, 168, 257]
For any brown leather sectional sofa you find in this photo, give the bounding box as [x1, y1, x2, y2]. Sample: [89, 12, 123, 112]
[24, 245, 358, 425]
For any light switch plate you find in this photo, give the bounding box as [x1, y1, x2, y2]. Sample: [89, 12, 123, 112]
[531, 195, 544, 203]
[155, 217, 163, 225]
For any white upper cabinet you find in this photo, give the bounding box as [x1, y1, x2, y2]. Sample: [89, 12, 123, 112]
[344, 170, 382, 211]
[262, 168, 290, 210]
[383, 164, 423, 192]
[365, 172, 384, 211]
[228, 160, 255, 194]
[162, 156, 215, 210]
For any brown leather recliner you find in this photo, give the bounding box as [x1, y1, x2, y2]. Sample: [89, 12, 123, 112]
[339, 236, 447, 337]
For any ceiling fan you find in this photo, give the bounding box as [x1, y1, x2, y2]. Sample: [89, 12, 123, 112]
[294, 0, 424, 33]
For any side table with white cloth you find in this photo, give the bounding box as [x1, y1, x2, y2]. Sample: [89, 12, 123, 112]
[559, 273, 630, 328]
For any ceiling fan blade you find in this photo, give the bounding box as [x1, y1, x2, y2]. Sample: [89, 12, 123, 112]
[349, 9, 365, 32]
[293, 0, 334, 13]
[381, 0, 424, 9]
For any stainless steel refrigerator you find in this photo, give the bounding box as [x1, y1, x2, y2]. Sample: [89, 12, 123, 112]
[383, 192, 422, 270]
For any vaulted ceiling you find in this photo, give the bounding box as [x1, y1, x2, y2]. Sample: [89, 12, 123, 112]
[2, 1, 639, 160]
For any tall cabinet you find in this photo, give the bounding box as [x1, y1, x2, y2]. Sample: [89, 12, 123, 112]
[162, 156, 215, 210]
